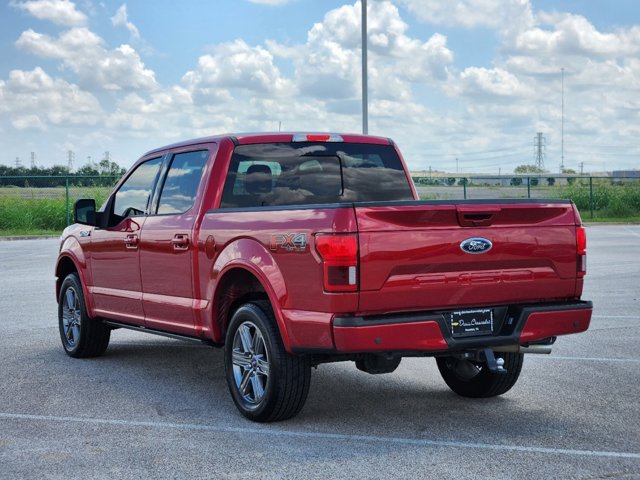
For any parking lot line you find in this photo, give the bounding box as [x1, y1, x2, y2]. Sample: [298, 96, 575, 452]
[1, 412, 639, 460]
[531, 356, 640, 363]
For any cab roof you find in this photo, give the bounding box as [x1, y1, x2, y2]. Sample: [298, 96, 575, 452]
[142, 132, 393, 158]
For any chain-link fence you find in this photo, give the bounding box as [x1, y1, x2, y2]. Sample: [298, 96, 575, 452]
[1, 174, 639, 233]
[0, 175, 120, 232]
[412, 175, 640, 219]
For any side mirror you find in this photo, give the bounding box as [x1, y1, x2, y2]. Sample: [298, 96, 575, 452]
[74, 199, 98, 226]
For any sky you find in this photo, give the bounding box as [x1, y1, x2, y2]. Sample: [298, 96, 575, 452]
[1, 0, 639, 174]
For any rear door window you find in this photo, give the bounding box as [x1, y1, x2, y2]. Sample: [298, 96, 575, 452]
[220, 143, 413, 208]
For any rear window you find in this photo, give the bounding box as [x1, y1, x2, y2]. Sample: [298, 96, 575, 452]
[220, 142, 413, 208]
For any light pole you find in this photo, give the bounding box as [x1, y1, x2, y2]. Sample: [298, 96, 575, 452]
[361, 0, 368, 135]
[561, 67, 565, 173]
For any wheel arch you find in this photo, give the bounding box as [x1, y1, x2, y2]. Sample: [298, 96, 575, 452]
[55, 239, 94, 317]
[208, 238, 291, 351]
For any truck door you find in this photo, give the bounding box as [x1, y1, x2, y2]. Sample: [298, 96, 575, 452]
[138, 147, 212, 336]
[88, 157, 164, 324]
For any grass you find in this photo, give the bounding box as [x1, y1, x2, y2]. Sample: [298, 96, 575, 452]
[586, 217, 640, 223]
[0, 187, 110, 235]
[0, 183, 638, 237]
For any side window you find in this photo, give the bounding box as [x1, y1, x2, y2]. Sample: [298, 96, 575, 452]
[113, 157, 163, 217]
[156, 150, 208, 214]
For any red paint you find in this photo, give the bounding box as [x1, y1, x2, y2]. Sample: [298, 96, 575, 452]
[519, 309, 592, 343]
[56, 133, 592, 355]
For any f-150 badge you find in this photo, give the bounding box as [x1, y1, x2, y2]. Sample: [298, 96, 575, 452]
[270, 233, 307, 252]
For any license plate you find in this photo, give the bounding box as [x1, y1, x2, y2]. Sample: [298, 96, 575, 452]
[450, 309, 494, 338]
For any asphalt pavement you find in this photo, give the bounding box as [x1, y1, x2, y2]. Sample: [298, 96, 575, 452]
[0, 225, 639, 479]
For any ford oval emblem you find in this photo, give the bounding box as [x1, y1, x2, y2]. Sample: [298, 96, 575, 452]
[460, 237, 493, 254]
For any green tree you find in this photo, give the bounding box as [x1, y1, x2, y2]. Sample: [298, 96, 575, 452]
[563, 168, 577, 185]
[514, 164, 546, 174]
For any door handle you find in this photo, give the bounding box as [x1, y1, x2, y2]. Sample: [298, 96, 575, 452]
[124, 234, 139, 248]
[171, 234, 190, 250]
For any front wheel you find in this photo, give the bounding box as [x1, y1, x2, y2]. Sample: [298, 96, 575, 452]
[224, 302, 311, 422]
[436, 352, 523, 398]
[58, 273, 110, 358]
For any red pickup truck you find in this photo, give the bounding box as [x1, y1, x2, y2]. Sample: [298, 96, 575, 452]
[56, 133, 592, 422]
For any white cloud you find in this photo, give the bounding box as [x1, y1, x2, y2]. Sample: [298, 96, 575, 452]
[10, 0, 87, 26]
[182, 40, 294, 97]
[455, 67, 533, 98]
[0, 67, 102, 130]
[3, 0, 640, 173]
[397, 0, 533, 31]
[16, 28, 157, 91]
[511, 12, 640, 58]
[111, 4, 140, 39]
[281, 1, 454, 101]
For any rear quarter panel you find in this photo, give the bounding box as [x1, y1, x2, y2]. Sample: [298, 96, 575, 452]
[197, 207, 358, 345]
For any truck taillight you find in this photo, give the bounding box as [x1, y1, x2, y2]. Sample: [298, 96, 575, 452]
[315, 233, 358, 292]
[577, 226, 587, 277]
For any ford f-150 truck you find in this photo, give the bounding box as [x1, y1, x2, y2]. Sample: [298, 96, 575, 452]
[56, 133, 592, 422]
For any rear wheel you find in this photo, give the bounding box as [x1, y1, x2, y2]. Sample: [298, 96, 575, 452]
[58, 273, 110, 358]
[436, 352, 523, 398]
[224, 301, 311, 422]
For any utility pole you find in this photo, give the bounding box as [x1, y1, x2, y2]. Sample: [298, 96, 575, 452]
[560, 67, 565, 173]
[67, 150, 75, 172]
[579, 162, 584, 175]
[30, 152, 36, 169]
[534, 132, 545, 171]
[103, 151, 111, 162]
[361, 0, 368, 135]
[456, 157, 459, 173]
[15, 157, 22, 168]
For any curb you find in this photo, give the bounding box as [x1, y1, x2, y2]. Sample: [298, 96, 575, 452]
[0, 235, 60, 241]
[583, 222, 640, 226]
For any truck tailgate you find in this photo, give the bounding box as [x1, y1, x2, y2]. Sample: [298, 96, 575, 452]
[355, 200, 579, 314]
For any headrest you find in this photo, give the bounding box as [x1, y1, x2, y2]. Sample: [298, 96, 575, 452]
[245, 164, 272, 195]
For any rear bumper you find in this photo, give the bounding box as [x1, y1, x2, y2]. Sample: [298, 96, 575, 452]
[330, 301, 592, 354]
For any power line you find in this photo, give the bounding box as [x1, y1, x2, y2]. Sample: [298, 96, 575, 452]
[409, 145, 531, 157]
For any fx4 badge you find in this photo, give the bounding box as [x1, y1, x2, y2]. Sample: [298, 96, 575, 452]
[270, 233, 307, 252]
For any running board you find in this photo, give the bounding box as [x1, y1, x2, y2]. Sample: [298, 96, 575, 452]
[102, 320, 220, 347]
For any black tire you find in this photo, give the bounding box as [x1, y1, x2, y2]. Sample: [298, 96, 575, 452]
[58, 273, 110, 358]
[224, 301, 311, 422]
[436, 352, 524, 398]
